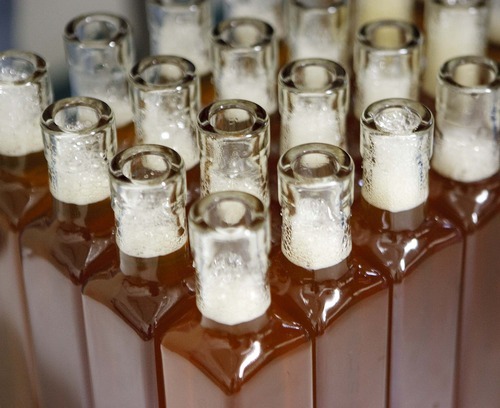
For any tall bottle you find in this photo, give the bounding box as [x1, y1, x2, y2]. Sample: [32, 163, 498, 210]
[350, 98, 463, 408]
[145, 0, 213, 106]
[161, 191, 313, 407]
[429, 56, 500, 408]
[353, 19, 422, 119]
[129, 55, 201, 205]
[271, 143, 389, 407]
[64, 12, 135, 150]
[279, 58, 349, 155]
[20, 97, 117, 408]
[210, 17, 279, 157]
[0, 50, 52, 408]
[82, 144, 195, 408]
[285, 0, 351, 70]
[422, 0, 488, 100]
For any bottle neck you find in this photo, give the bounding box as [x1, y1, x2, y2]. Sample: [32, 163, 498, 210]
[200, 308, 270, 335]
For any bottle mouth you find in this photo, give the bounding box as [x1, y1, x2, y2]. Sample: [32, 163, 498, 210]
[212, 17, 274, 50]
[357, 19, 422, 53]
[439, 56, 500, 91]
[0, 50, 48, 85]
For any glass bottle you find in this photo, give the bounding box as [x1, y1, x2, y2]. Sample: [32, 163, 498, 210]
[285, 0, 351, 70]
[83, 144, 195, 408]
[422, 0, 488, 100]
[20, 97, 117, 408]
[271, 143, 389, 407]
[145, 0, 213, 106]
[429, 56, 500, 408]
[161, 191, 313, 407]
[64, 12, 135, 150]
[353, 19, 422, 119]
[129, 55, 201, 205]
[0, 50, 52, 408]
[350, 98, 463, 408]
[197, 99, 270, 209]
[278, 58, 349, 155]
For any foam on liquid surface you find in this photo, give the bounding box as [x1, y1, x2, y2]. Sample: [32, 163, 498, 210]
[282, 197, 350, 270]
[432, 126, 499, 182]
[0, 85, 45, 156]
[362, 107, 429, 212]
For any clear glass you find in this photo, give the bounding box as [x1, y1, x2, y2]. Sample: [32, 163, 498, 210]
[21, 96, 117, 408]
[160, 190, 313, 407]
[0, 50, 53, 157]
[189, 191, 270, 325]
[489, 0, 500, 45]
[272, 143, 389, 407]
[42, 97, 117, 205]
[355, 0, 415, 30]
[220, 0, 285, 38]
[432, 56, 499, 182]
[278, 143, 353, 269]
[354, 20, 422, 118]
[197, 99, 271, 208]
[286, 0, 350, 68]
[83, 144, 194, 408]
[354, 101, 462, 408]
[0, 50, 53, 408]
[146, 0, 212, 76]
[129, 55, 201, 204]
[64, 13, 135, 134]
[279, 58, 349, 155]
[211, 17, 278, 114]
[361, 98, 434, 213]
[423, 0, 488, 98]
[429, 56, 500, 408]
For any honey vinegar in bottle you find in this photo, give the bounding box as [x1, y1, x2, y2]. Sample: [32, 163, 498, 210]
[429, 56, 500, 407]
[351, 98, 463, 408]
[271, 143, 389, 407]
[146, 0, 214, 107]
[0, 50, 53, 408]
[161, 191, 313, 408]
[64, 12, 136, 151]
[82, 144, 195, 408]
[129, 55, 201, 206]
[20, 97, 117, 408]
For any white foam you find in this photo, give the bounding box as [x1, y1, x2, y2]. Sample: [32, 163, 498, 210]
[362, 134, 430, 212]
[432, 126, 499, 182]
[108, 99, 134, 129]
[116, 209, 186, 258]
[423, 7, 486, 97]
[139, 101, 200, 171]
[0, 85, 44, 156]
[155, 23, 210, 76]
[50, 147, 110, 205]
[216, 71, 277, 114]
[195, 227, 270, 325]
[356, 67, 414, 118]
[282, 197, 350, 270]
[281, 107, 344, 154]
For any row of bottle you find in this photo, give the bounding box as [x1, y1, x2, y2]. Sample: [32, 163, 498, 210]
[1, 2, 499, 408]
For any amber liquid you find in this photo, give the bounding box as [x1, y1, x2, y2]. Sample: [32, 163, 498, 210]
[20, 197, 115, 408]
[161, 299, 313, 408]
[82, 244, 195, 408]
[269, 251, 389, 407]
[351, 198, 463, 408]
[0, 151, 50, 407]
[429, 170, 500, 407]
[117, 121, 136, 152]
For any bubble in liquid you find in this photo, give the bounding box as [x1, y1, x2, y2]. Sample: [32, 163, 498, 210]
[373, 106, 420, 134]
